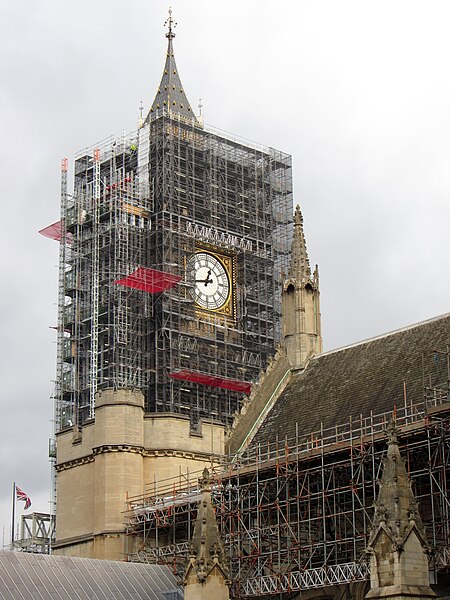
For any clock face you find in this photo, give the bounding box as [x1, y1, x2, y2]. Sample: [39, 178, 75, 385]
[187, 252, 231, 310]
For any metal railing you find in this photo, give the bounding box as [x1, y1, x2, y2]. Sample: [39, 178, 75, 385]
[242, 561, 369, 596]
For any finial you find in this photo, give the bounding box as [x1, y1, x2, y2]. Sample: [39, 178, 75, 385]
[165, 7, 177, 39]
[139, 100, 144, 120]
[198, 98, 203, 116]
[201, 467, 211, 489]
[386, 415, 398, 446]
[294, 204, 303, 226]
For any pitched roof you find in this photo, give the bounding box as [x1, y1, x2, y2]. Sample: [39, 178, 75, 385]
[250, 313, 450, 447]
[0, 551, 179, 600]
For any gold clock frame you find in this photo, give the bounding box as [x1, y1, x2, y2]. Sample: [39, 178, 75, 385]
[186, 246, 236, 319]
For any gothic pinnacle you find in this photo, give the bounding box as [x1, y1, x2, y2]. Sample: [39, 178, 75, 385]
[288, 205, 311, 280]
[184, 468, 230, 589]
[365, 417, 435, 600]
[367, 417, 428, 551]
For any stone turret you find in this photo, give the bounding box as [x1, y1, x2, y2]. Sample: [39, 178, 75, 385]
[184, 468, 230, 600]
[365, 419, 436, 600]
[282, 204, 322, 369]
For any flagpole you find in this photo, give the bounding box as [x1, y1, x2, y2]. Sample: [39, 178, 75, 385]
[11, 481, 15, 548]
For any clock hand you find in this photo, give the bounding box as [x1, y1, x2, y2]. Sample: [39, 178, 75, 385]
[195, 269, 213, 286]
[203, 269, 213, 286]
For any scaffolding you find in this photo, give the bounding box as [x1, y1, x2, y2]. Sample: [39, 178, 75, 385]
[13, 513, 54, 555]
[49, 113, 292, 431]
[124, 354, 450, 598]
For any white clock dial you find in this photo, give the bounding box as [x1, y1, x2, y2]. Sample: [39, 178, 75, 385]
[187, 252, 230, 310]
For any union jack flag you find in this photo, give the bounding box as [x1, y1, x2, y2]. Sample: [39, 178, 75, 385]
[16, 486, 31, 510]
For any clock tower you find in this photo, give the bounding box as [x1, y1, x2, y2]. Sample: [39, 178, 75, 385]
[53, 15, 293, 432]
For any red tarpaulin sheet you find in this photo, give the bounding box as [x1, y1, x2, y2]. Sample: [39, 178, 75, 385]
[170, 370, 252, 394]
[114, 267, 181, 293]
[39, 220, 62, 240]
[39, 220, 72, 243]
[38, 221, 72, 244]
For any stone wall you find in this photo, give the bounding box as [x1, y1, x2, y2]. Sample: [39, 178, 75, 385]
[54, 388, 225, 559]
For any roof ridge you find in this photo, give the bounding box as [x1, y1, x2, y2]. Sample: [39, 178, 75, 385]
[316, 312, 450, 359]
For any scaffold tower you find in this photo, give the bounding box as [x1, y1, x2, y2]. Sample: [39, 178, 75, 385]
[44, 22, 293, 432]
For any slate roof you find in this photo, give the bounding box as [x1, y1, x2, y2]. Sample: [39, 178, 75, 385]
[251, 313, 450, 447]
[0, 551, 180, 600]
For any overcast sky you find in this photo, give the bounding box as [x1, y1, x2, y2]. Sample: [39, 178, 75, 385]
[1, 0, 449, 545]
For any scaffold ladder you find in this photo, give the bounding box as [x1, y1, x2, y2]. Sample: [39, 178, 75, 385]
[90, 149, 101, 418]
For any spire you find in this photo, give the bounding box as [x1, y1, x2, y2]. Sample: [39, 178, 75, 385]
[288, 205, 311, 280]
[146, 9, 199, 125]
[365, 418, 435, 600]
[184, 468, 230, 599]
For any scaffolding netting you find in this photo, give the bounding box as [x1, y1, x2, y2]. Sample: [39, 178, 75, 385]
[169, 369, 252, 394]
[114, 267, 181, 293]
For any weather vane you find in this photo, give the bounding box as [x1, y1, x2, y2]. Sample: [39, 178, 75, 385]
[165, 7, 177, 39]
